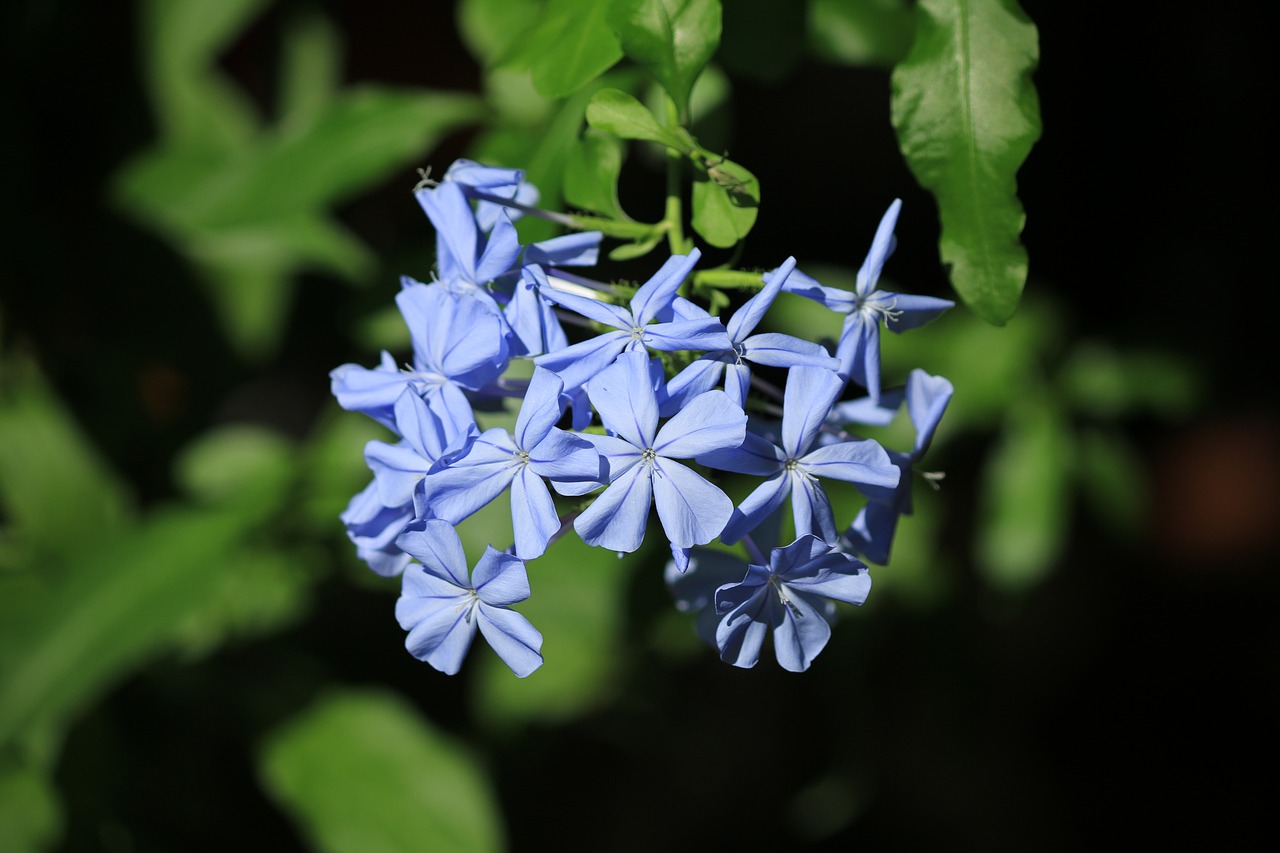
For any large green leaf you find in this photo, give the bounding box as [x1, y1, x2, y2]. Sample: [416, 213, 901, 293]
[0, 504, 263, 748]
[259, 690, 505, 853]
[502, 0, 623, 98]
[0, 357, 131, 567]
[690, 157, 759, 248]
[608, 0, 722, 118]
[890, 0, 1040, 324]
[564, 129, 626, 218]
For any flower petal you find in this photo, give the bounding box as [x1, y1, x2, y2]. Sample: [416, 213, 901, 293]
[651, 459, 734, 548]
[574, 463, 653, 553]
[473, 546, 531, 605]
[477, 605, 544, 677]
[653, 390, 746, 459]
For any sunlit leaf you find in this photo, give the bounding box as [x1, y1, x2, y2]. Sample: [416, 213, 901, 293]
[259, 690, 504, 853]
[175, 424, 295, 512]
[891, 0, 1041, 324]
[565, 129, 626, 218]
[690, 157, 759, 248]
[585, 87, 687, 150]
[458, 0, 542, 66]
[608, 0, 722, 118]
[503, 0, 623, 98]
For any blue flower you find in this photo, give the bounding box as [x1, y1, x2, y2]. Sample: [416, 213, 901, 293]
[415, 368, 603, 559]
[714, 534, 872, 672]
[395, 520, 543, 677]
[663, 257, 839, 411]
[534, 250, 726, 391]
[783, 200, 953, 399]
[573, 351, 746, 554]
[699, 366, 900, 545]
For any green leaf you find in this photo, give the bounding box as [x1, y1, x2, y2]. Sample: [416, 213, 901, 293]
[890, 0, 1041, 324]
[174, 424, 295, 512]
[277, 12, 340, 135]
[0, 357, 131, 567]
[259, 690, 505, 853]
[0, 757, 61, 853]
[510, 0, 623, 98]
[976, 396, 1071, 590]
[690, 157, 759, 248]
[608, 232, 665, 260]
[0, 504, 262, 748]
[564, 129, 626, 218]
[585, 87, 687, 149]
[457, 0, 542, 66]
[608, 0, 722, 118]
[808, 0, 915, 68]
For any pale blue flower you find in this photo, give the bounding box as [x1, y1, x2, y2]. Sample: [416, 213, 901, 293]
[395, 520, 543, 677]
[573, 351, 745, 553]
[714, 534, 871, 672]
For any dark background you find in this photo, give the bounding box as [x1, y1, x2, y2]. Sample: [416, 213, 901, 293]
[3, 1, 1277, 850]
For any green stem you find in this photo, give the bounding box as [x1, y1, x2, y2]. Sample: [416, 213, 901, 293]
[565, 214, 664, 240]
[663, 96, 690, 258]
[691, 269, 768, 292]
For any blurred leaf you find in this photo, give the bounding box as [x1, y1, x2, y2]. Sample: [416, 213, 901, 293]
[503, 0, 623, 98]
[0, 504, 262, 748]
[690, 157, 759, 248]
[1075, 428, 1146, 536]
[0, 356, 131, 567]
[976, 396, 1072, 590]
[608, 231, 665, 260]
[170, 548, 314, 661]
[719, 0, 805, 81]
[175, 424, 295, 512]
[457, 0, 542, 66]
[140, 0, 267, 148]
[298, 412, 390, 534]
[259, 689, 505, 853]
[1059, 344, 1200, 419]
[0, 757, 61, 853]
[890, 0, 1041, 324]
[472, 532, 630, 727]
[685, 63, 731, 156]
[608, 0, 722, 119]
[808, 0, 914, 68]
[585, 87, 687, 149]
[564, 129, 626, 217]
[278, 12, 341, 135]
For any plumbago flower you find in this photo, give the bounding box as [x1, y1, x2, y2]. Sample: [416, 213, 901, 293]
[699, 365, 901, 545]
[415, 367, 602, 560]
[715, 534, 872, 672]
[784, 199, 954, 399]
[534, 250, 726, 391]
[663, 257, 840, 412]
[574, 351, 746, 562]
[395, 520, 543, 677]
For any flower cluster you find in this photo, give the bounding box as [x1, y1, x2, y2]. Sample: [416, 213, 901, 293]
[331, 160, 953, 676]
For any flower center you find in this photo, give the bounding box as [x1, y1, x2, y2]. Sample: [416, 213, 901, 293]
[855, 293, 903, 326]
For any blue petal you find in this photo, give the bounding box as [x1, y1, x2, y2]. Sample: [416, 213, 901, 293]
[781, 268, 857, 314]
[509, 468, 559, 560]
[365, 439, 431, 507]
[739, 332, 839, 370]
[770, 588, 832, 672]
[800, 440, 900, 490]
[697, 430, 785, 476]
[653, 390, 746, 459]
[720, 472, 792, 545]
[838, 313, 881, 399]
[395, 519, 470, 587]
[523, 231, 602, 268]
[472, 210, 522, 283]
[573, 463, 653, 552]
[515, 367, 564, 450]
[651, 458, 734, 548]
[587, 351, 659, 449]
[533, 330, 629, 391]
[418, 182, 477, 284]
[477, 605, 544, 677]
[791, 473, 838, 544]
[884, 293, 954, 332]
[830, 390, 903, 428]
[714, 581, 773, 669]
[906, 369, 954, 457]
[856, 198, 901, 297]
[330, 353, 408, 431]
[472, 546, 531, 605]
[726, 257, 795, 342]
[782, 366, 845, 456]
[528, 428, 601, 483]
[641, 318, 730, 352]
[663, 357, 727, 415]
[630, 249, 701, 324]
[538, 284, 634, 329]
